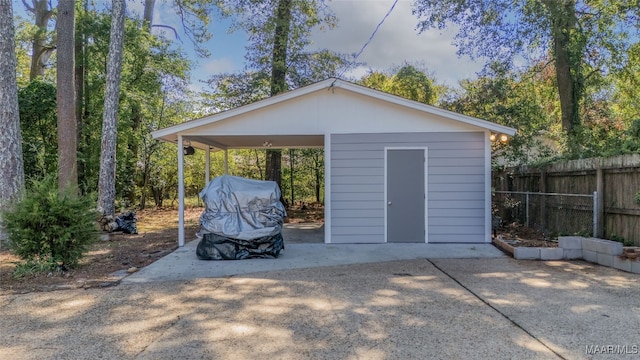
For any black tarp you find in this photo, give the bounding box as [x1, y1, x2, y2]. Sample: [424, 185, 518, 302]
[196, 233, 284, 260]
[115, 211, 138, 234]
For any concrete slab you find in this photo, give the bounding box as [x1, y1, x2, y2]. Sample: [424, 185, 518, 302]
[123, 241, 505, 284]
[1, 259, 562, 360]
[431, 258, 640, 360]
[3, 257, 639, 360]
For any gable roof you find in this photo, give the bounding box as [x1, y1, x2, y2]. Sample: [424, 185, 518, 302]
[153, 78, 516, 149]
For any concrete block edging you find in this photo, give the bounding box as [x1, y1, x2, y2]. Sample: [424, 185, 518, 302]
[494, 236, 640, 274]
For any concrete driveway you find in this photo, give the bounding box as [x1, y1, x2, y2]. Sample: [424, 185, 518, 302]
[1, 256, 639, 359]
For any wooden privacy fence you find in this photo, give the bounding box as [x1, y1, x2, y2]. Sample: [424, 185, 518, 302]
[493, 154, 640, 246]
[493, 191, 596, 237]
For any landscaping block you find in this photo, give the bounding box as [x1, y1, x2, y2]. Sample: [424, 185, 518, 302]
[597, 253, 614, 268]
[563, 249, 583, 260]
[583, 249, 598, 263]
[559, 236, 583, 250]
[540, 248, 564, 260]
[613, 257, 632, 272]
[632, 261, 640, 275]
[582, 238, 600, 252]
[593, 238, 623, 256]
[514, 247, 540, 260]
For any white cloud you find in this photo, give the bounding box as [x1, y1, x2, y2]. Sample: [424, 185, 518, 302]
[200, 57, 238, 74]
[309, 0, 484, 86]
[187, 57, 239, 92]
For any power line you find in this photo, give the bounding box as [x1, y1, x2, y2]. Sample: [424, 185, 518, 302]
[335, 0, 399, 81]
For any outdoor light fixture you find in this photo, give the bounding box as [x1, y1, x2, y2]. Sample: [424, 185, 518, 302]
[183, 146, 195, 155]
[490, 133, 509, 143]
[263, 140, 273, 148]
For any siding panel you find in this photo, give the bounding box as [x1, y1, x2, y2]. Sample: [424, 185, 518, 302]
[332, 200, 382, 210]
[333, 209, 384, 218]
[332, 175, 384, 185]
[331, 131, 487, 244]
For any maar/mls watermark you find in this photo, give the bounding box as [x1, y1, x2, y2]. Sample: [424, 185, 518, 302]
[586, 344, 639, 355]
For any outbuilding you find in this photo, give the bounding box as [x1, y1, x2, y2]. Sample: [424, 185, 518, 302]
[152, 78, 516, 246]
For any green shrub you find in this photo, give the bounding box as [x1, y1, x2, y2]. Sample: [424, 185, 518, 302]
[2, 176, 99, 270]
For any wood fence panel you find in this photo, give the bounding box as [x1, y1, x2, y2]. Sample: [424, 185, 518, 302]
[493, 154, 640, 245]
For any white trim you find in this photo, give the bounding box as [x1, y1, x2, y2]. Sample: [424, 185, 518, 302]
[384, 147, 429, 243]
[484, 130, 492, 243]
[177, 135, 185, 247]
[324, 133, 331, 244]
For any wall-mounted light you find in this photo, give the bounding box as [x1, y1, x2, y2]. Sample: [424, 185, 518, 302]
[263, 140, 273, 148]
[183, 146, 195, 155]
[490, 133, 509, 143]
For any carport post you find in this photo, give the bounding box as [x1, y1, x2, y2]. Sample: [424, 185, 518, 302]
[177, 135, 185, 247]
[205, 147, 211, 184]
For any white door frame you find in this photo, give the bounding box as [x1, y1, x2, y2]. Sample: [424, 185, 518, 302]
[383, 147, 429, 243]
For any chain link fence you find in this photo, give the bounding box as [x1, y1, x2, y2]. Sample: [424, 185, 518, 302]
[492, 191, 596, 237]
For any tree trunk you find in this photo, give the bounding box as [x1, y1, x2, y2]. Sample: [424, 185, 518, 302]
[28, 0, 53, 80]
[143, 0, 155, 27]
[265, 149, 282, 184]
[0, 0, 25, 241]
[56, 0, 77, 192]
[266, 0, 292, 188]
[313, 151, 321, 203]
[544, 0, 583, 135]
[75, 0, 89, 189]
[98, 0, 126, 216]
[289, 149, 294, 206]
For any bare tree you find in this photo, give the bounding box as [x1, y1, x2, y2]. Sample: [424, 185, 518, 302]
[98, 0, 126, 216]
[0, 0, 25, 240]
[21, 0, 55, 80]
[56, 0, 77, 191]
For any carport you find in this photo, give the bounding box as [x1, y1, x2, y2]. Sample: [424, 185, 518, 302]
[152, 78, 516, 247]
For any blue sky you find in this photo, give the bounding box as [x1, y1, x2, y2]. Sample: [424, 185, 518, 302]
[142, 0, 483, 91]
[14, 0, 483, 91]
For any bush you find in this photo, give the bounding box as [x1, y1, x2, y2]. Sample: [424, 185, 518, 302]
[2, 176, 99, 270]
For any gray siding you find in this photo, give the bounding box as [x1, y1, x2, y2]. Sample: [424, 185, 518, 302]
[331, 132, 486, 243]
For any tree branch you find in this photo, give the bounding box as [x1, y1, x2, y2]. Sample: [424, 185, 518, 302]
[151, 24, 182, 42]
[21, 0, 34, 13]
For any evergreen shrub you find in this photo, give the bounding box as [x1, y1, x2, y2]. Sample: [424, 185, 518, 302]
[2, 176, 98, 271]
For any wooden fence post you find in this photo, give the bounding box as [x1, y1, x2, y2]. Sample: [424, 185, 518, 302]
[595, 167, 605, 238]
[540, 170, 547, 229]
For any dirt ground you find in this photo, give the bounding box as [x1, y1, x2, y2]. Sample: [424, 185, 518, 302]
[494, 222, 559, 248]
[0, 208, 202, 295]
[0, 205, 325, 295]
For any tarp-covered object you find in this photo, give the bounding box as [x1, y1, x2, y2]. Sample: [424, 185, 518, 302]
[196, 233, 284, 260]
[197, 175, 286, 260]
